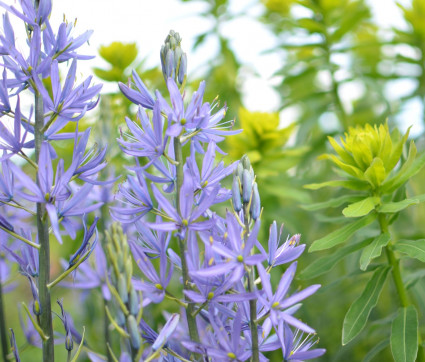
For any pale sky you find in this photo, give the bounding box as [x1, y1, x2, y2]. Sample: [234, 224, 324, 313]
[1, 0, 421, 134]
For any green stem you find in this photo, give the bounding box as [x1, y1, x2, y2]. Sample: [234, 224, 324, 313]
[379, 214, 425, 361]
[173, 137, 200, 345]
[0, 265, 9, 362]
[321, 22, 349, 130]
[35, 91, 54, 361]
[103, 299, 113, 362]
[243, 204, 259, 362]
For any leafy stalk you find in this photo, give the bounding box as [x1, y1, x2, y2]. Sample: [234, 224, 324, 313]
[379, 214, 425, 361]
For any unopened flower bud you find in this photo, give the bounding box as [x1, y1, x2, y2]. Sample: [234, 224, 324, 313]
[118, 274, 128, 303]
[242, 169, 252, 203]
[160, 30, 187, 86]
[129, 287, 139, 316]
[237, 162, 244, 181]
[127, 315, 141, 350]
[241, 155, 251, 170]
[251, 182, 261, 220]
[232, 176, 242, 212]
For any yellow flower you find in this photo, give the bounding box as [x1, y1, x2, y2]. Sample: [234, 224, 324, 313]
[322, 123, 409, 189]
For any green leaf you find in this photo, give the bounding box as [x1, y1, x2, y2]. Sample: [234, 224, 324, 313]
[300, 238, 372, 279]
[342, 266, 391, 345]
[364, 158, 386, 188]
[304, 180, 369, 191]
[390, 306, 418, 362]
[393, 239, 425, 263]
[379, 193, 425, 213]
[297, 18, 326, 33]
[360, 233, 391, 271]
[301, 194, 364, 211]
[309, 213, 377, 252]
[343, 196, 380, 218]
[363, 339, 390, 362]
[382, 142, 425, 194]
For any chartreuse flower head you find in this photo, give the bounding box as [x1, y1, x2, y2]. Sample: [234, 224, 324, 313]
[321, 123, 410, 190]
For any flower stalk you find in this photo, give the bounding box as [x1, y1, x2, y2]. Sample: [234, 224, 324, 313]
[35, 90, 54, 361]
[174, 137, 200, 344]
[0, 269, 8, 362]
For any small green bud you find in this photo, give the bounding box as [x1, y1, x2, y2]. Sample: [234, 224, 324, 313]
[127, 315, 141, 350]
[242, 169, 252, 203]
[129, 287, 139, 316]
[118, 275, 128, 303]
[250, 182, 261, 220]
[241, 155, 251, 170]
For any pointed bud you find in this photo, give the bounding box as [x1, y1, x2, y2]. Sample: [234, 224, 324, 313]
[251, 182, 261, 220]
[232, 176, 242, 212]
[118, 275, 128, 303]
[241, 155, 251, 170]
[129, 287, 139, 316]
[127, 315, 141, 350]
[242, 169, 252, 203]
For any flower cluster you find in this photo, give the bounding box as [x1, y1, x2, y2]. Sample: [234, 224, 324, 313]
[107, 30, 325, 361]
[0, 0, 106, 359]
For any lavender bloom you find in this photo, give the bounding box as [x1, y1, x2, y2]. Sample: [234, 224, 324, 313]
[187, 142, 237, 204]
[130, 243, 173, 303]
[279, 323, 326, 361]
[60, 242, 110, 300]
[133, 220, 171, 258]
[111, 171, 153, 223]
[257, 222, 305, 268]
[9, 328, 20, 362]
[57, 299, 73, 351]
[0, 97, 31, 156]
[193, 213, 264, 284]
[66, 217, 98, 270]
[0, 156, 14, 201]
[0, 0, 51, 26]
[119, 70, 155, 109]
[118, 101, 168, 166]
[156, 78, 205, 137]
[149, 167, 218, 236]
[43, 21, 94, 61]
[0, 68, 10, 112]
[184, 310, 251, 361]
[4, 238, 39, 277]
[257, 262, 320, 333]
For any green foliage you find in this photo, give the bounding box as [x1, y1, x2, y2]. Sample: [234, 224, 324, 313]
[342, 266, 391, 345]
[390, 306, 418, 362]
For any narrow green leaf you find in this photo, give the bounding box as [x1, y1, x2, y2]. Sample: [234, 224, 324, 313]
[300, 238, 372, 279]
[382, 143, 425, 194]
[343, 197, 380, 218]
[390, 306, 418, 362]
[393, 240, 425, 263]
[379, 198, 420, 213]
[309, 213, 377, 252]
[342, 266, 391, 345]
[363, 339, 390, 362]
[301, 194, 364, 211]
[364, 158, 386, 188]
[360, 233, 391, 271]
[304, 180, 369, 191]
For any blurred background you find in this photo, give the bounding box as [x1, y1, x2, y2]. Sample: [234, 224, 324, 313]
[3, 0, 425, 360]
